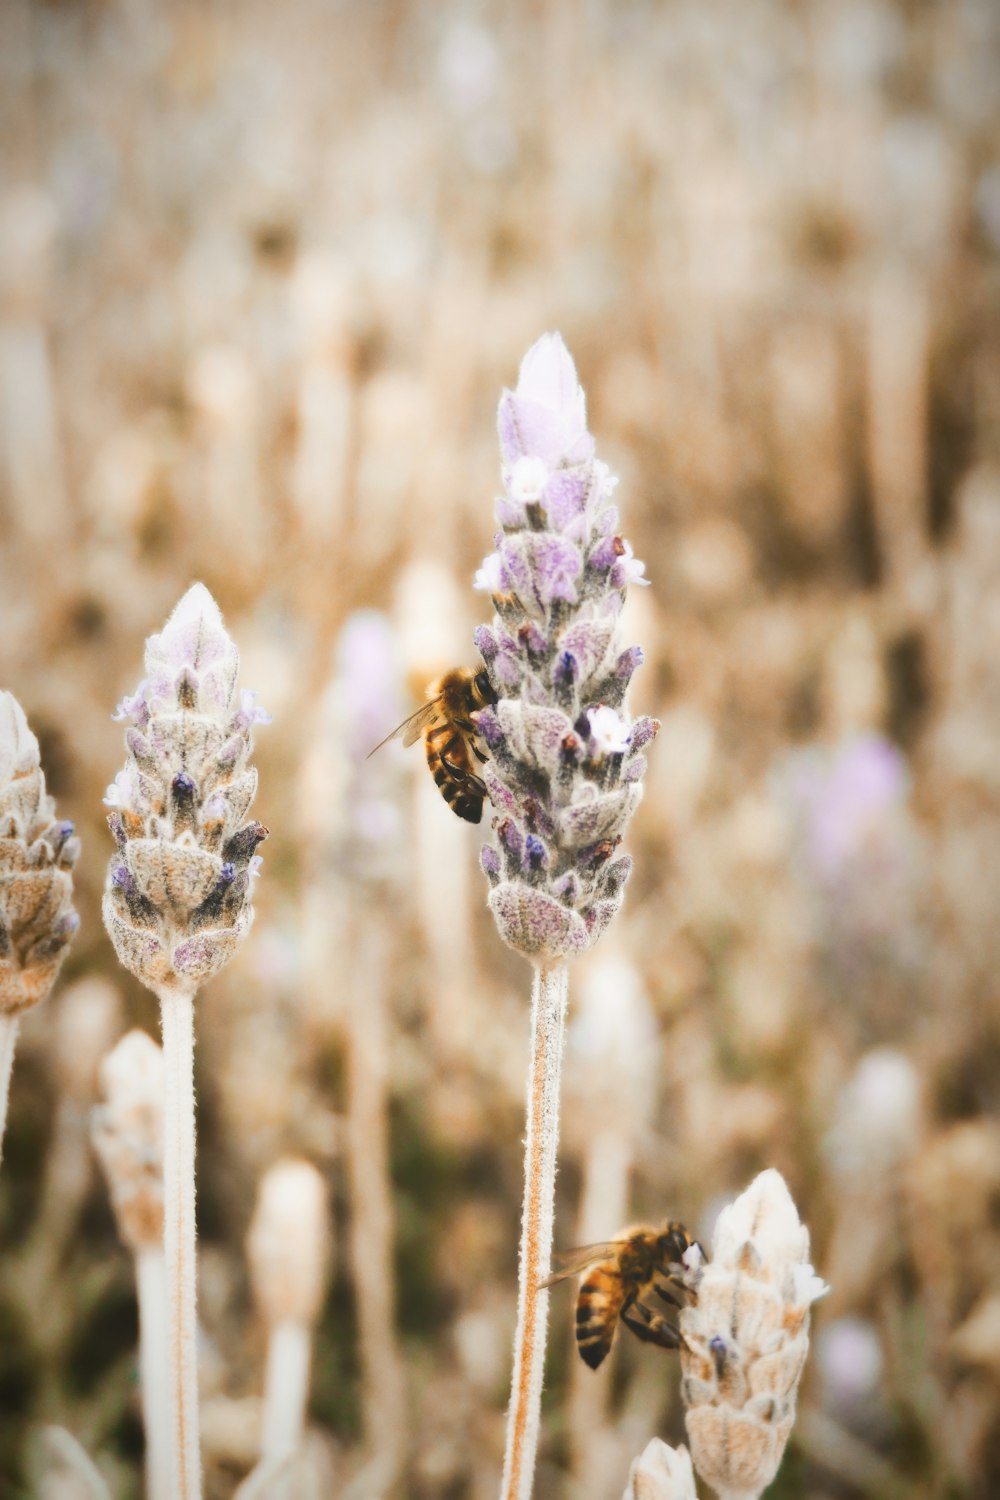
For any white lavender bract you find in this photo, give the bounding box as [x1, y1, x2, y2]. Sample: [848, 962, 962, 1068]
[680, 1170, 829, 1499]
[0, 692, 80, 1016]
[474, 333, 654, 960]
[102, 584, 269, 994]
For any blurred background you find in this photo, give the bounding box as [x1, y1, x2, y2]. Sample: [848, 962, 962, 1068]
[1, 0, 999, 1495]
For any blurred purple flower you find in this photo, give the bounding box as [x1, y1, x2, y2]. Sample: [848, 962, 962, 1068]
[780, 733, 908, 886]
[775, 732, 921, 978]
[318, 609, 406, 878]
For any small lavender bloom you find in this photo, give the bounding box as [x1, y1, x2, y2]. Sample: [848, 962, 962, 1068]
[102, 584, 268, 993]
[0, 693, 80, 1015]
[476, 334, 656, 960]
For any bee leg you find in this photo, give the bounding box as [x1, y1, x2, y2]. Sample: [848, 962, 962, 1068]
[470, 743, 489, 764]
[620, 1299, 683, 1352]
[653, 1269, 694, 1305]
[440, 754, 487, 797]
[444, 762, 487, 797]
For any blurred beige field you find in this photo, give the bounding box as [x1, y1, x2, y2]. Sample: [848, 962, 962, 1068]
[1, 0, 999, 1495]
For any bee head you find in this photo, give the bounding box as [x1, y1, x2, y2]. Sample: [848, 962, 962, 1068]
[474, 668, 498, 707]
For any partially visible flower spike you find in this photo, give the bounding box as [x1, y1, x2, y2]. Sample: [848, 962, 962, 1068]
[476, 333, 654, 961]
[0, 691, 80, 1166]
[680, 1169, 829, 1499]
[102, 582, 268, 993]
[91, 1030, 165, 1255]
[91, 1030, 169, 1500]
[0, 692, 80, 1017]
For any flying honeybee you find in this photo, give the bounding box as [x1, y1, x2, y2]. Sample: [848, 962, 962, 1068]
[369, 667, 499, 824]
[540, 1221, 701, 1370]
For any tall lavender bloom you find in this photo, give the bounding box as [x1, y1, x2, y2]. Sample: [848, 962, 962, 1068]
[103, 583, 269, 1500]
[480, 336, 654, 1500]
[475, 333, 653, 959]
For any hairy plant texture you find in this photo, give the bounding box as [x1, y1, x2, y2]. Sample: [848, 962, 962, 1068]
[475, 333, 655, 962]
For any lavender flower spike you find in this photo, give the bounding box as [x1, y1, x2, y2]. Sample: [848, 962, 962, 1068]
[102, 583, 268, 994]
[0, 692, 80, 1017]
[104, 584, 269, 1500]
[477, 333, 654, 960]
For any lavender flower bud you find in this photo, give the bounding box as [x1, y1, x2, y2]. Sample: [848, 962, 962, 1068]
[90, 1030, 165, 1252]
[621, 1440, 697, 1500]
[680, 1170, 829, 1497]
[0, 692, 80, 1016]
[247, 1158, 331, 1329]
[102, 584, 268, 994]
[476, 334, 654, 960]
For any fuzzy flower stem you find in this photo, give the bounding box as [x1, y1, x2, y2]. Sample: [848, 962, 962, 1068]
[136, 1247, 171, 1500]
[500, 961, 568, 1500]
[0, 1015, 17, 1168]
[261, 1319, 312, 1460]
[158, 984, 201, 1500]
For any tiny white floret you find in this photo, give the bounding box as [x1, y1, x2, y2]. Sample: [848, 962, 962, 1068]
[682, 1242, 704, 1273]
[508, 455, 550, 503]
[588, 705, 631, 755]
[474, 551, 503, 593]
[793, 1263, 831, 1306]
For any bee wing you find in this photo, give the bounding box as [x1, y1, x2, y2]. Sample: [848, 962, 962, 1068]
[538, 1241, 629, 1289]
[366, 699, 442, 758]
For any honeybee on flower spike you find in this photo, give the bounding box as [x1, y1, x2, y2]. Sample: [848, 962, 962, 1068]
[541, 1220, 703, 1370]
[368, 667, 498, 824]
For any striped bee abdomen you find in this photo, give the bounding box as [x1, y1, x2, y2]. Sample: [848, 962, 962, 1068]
[425, 721, 486, 824]
[575, 1265, 624, 1370]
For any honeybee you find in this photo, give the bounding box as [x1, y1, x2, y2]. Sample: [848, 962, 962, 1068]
[540, 1221, 701, 1370]
[369, 667, 499, 823]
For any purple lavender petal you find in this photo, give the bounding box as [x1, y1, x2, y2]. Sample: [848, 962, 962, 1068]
[543, 470, 589, 529]
[524, 533, 583, 606]
[489, 880, 591, 958]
